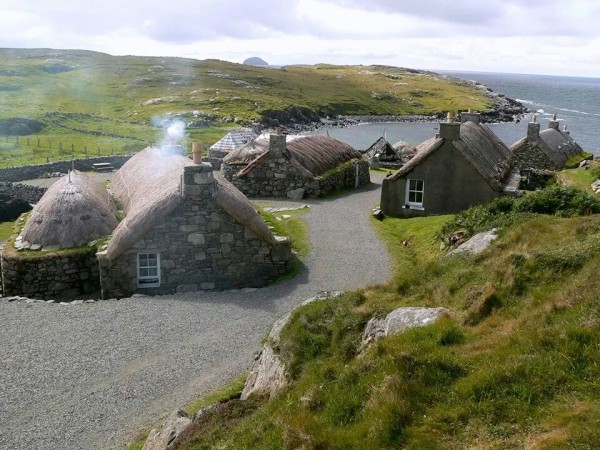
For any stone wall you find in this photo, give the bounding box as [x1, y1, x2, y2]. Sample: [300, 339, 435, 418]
[1, 245, 100, 299]
[98, 164, 293, 299]
[0, 156, 131, 182]
[513, 141, 559, 171]
[0, 182, 47, 203]
[222, 156, 370, 198]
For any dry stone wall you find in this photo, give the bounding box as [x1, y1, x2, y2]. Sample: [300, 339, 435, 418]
[513, 141, 559, 171]
[1, 246, 100, 299]
[0, 182, 47, 203]
[0, 156, 130, 182]
[223, 157, 370, 198]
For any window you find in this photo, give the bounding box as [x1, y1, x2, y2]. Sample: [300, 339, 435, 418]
[405, 179, 424, 209]
[138, 253, 160, 288]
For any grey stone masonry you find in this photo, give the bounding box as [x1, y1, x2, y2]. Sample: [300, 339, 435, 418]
[0, 182, 47, 203]
[1, 246, 100, 299]
[98, 163, 293, 299]
[222, 156, 370, 198]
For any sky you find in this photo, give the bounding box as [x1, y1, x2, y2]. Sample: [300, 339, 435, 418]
[1, 0, 599, 77]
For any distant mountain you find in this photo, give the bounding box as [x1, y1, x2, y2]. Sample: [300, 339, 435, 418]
[243, 57, 269, 67]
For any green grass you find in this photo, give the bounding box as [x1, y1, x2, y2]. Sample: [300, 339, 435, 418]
[256, 206, 311, 258]
[0, 221, 15, 241]
[169, 186, 600, 449]
[557, 161, 600, 191]
[0, 48, 493, 168]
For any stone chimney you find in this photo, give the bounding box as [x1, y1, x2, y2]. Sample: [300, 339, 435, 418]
[461, 109, 481, 124]
[548, 113, 560, 130]
[563, 124, 570, 135]
[182, 162, 215, 198]
[269, 131, 286, 157]
[439, 112, 461, 140]
[527, 114, 540, 143]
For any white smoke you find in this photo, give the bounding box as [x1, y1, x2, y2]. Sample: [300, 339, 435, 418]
[153, 117, 187, 148]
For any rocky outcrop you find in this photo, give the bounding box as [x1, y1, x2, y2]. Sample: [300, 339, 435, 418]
[142, 410, 191, 450]
[360, 307, 450, 351]
[447, 229, 498, 257]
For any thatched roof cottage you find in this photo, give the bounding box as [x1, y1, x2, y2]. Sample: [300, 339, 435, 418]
[208, 127, 258, 159]
[1, 171, 118, 298]
[222, 133, 370, 198]
[97, 145, 292, 298]
[510, 114, 586, 171]
[381, 112, 520, 217]
[364, 137, 417, 169]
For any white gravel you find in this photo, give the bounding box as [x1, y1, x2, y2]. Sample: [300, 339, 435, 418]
[0, 174, 390, 450]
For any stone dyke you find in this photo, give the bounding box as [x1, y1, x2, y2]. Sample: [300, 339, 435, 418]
[98, 163, 293, 299]
[0, 182, 47, 203]
[0, 156, 131, 182]
[512, 140, 559, 171]
[222, 157, 370, 198]
[1, 245, 100, 299]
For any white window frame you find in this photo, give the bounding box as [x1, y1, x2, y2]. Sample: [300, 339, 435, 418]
[405, 179, 425, 210]
[137, 253, 161, 288]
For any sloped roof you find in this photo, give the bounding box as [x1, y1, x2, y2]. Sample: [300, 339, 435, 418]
[226, 135, 361, 179]
[364, 137, 394, 158]
[105, 146, 276, 259]
[21, 170, 117, 248]
[510, 127, 582, 168]
[209, 128, 258, 155]
[389, 121, 514, 192]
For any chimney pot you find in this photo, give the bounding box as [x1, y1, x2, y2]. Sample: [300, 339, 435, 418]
[192, 141, 203, 164]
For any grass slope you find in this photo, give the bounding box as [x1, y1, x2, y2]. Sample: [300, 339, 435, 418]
[172, 187, 600, 449]
[0, 48, 492, 168]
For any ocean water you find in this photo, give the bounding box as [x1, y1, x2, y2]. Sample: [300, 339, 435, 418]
[308, 72, 600, 155]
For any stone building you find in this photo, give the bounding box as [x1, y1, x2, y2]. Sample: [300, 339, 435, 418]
[510, 114, 587, 171]
[97, 145, 293, 299]
[381, 112, 520, 217]
[222, 134, 370, 198]
[1, 171, 118, 298]
[364, 137, 416, 169]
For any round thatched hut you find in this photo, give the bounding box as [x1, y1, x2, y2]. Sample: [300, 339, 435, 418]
[21, 170, 118, 249]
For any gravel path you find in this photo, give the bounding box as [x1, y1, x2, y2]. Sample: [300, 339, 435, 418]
[0, 174, 390, 450]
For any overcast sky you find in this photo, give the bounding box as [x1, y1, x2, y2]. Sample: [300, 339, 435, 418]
[1, 0, 599, 77]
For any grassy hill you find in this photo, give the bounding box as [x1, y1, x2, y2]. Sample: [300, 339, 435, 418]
[0, 48, 493, 168]
[161, 185, 600, 449]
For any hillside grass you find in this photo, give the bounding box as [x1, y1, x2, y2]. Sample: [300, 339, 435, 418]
[557, 162, 600, 191]
[0, 49, 492, 168]
[172, 187, 600, 449]
[0, 221, 15, 241]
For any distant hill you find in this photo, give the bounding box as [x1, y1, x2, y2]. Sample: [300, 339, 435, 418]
[243, 56, 268, 66]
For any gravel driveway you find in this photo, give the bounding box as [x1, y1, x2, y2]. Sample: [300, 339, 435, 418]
[0, 174, 390, 450]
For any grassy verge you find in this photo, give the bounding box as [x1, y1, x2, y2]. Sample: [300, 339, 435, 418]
[256, 206, 311, 259]
[0, 221, 16, 241]
[557, 162, 600, 191]
[171, 186, 600, 449]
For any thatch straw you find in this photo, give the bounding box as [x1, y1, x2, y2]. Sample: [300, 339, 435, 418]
[223, 137, 270, 164]
[21, 170, 117, 248]
[105, 147, 277, 259]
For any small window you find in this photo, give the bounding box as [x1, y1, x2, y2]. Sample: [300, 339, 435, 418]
[138, 253, 160, 288]
[406, 179, 424, 209]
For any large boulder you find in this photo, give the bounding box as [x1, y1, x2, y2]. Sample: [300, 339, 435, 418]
[142, 410, 191, 450]
[360, 306, 450, 351]
[447, 229, 498, 256]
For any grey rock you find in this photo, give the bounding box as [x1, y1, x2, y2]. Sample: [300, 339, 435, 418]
[447, 229, 498, 256]
[176, 284, 197, 294]
[241, 345, 287, 400]
[286, 188, 305, 200]
[142, 410, 191, 450]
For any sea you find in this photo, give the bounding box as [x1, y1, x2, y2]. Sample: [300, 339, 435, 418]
[307, 71, 600, 156]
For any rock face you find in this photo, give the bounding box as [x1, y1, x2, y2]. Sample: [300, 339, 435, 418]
[286, 188, 305, 200]
[361, 307, 450, 350]
[447, 229, 498, 256]
[142, 410, 191, 450]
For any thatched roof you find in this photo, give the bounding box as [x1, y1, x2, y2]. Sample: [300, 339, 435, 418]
[227, 135, 361, 179]
[389, 121, 514, 192]
[105, 146, 276, 259]
[21, 170, 117, 248]
[510, 127, 583, 168]
[209, 128, 258, 157]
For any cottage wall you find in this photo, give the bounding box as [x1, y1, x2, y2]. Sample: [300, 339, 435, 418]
[381, 141, 499, 217]
[98, 164, 293, 299]
[1, 246, 99, 299]
[512, 140, 559, 171]
[222, 156, 369, 198]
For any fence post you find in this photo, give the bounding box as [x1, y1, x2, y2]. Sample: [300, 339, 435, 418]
[97, 147, 100, 156]
[37, 138, 40, 148]
[16, 136, 19, 145]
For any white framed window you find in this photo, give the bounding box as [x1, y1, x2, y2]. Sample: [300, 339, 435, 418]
[137, 253, 160, 288]
[405, 179, 424, 209]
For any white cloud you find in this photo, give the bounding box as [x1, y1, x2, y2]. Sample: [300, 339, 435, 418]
[0, 0, 599, 76]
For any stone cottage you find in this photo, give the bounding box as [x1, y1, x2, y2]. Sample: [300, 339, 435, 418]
[222, 134, 370, 198]
[364, 137, 416, 169]
[380, 112, 520, 217]
[510, 114, 587, 171]
[97, 145, 293, 299]
[1, 171, 118, 298]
